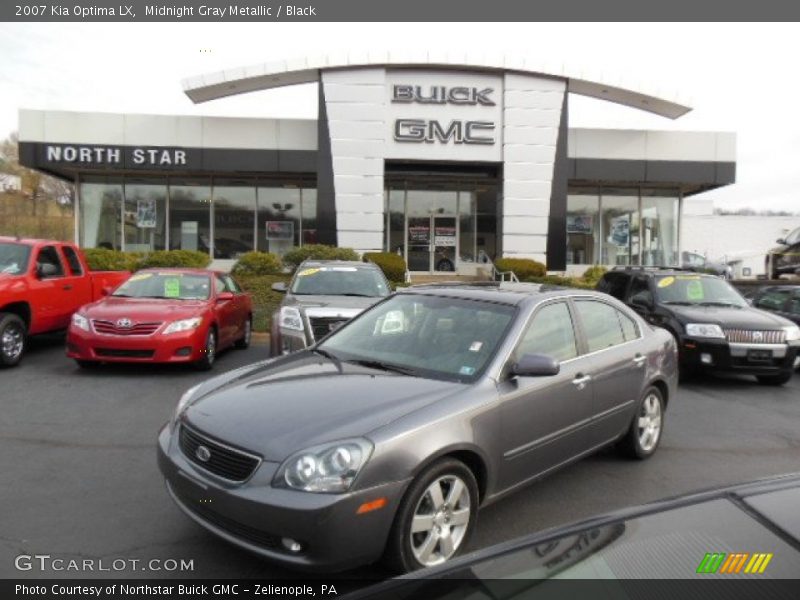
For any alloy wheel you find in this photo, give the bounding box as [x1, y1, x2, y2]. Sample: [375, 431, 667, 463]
[637, 392, 662, 452]
[409, 475, 471, 567]
[2, 323, 24, 361]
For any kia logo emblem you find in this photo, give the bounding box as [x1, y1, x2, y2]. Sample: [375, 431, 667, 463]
[116, 318, 133, 329]
[195, 445, 211, 463]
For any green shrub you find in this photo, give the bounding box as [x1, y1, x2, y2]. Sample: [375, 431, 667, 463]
[82, 248, 140, 272]
[281, 244, 360, 272]
[363, 252, 407, 283]
[235, 274, 291, 332]
[231, 251, 283, 276]
[494, 257, 546, 281]
[581, 265, 608, 285]
[137, 250, 211, 270]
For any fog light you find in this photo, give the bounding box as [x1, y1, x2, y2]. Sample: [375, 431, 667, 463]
[175, 346, 192, 357]
[281, 537, 302, 553]
[700, 353, 713, 365]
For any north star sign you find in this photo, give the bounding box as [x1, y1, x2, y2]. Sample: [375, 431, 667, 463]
[44, 145, 188, 166]
[391, 84, 497, 145]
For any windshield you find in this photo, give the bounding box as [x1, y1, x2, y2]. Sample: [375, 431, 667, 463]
[655, 274, 747, 307]
[112, 272, 210, 300]
[0, 242, 31, 275]
[319, 293, 516, 382]
[290, 266, 389, 297]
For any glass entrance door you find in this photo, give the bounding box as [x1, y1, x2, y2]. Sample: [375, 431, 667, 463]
[406, 215, 458, 272]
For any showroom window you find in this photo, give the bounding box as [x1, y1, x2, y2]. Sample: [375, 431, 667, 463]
[124, 179, 167, 252]
[257, 185, 301, 256]
[213, 181, 256, 259]
[641, 188, 679, 266]
[600, 190, 640, 266]
[168, 178, 211, 254]
[566, 188, 600, 265]
[79, 177, 123, 250]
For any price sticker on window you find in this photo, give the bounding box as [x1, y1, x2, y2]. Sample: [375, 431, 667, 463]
[686, 280, 704, 301]
[657, 277, 674, 288]
[164, 278, 181, 298]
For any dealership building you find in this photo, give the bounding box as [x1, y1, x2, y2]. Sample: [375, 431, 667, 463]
[17, 54, 736, 274]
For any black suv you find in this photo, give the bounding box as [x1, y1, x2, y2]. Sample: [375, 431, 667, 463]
[597, 268, 800, 385]
[766, 225, 800, 280]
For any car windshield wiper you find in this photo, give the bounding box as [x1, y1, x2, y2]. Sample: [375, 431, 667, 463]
[313, 347, 343, 373]
[660, 300, 693, 305]
[346, 358, 418, 376]
[337, 293, 378, 297]
[697, 301, 742, 308]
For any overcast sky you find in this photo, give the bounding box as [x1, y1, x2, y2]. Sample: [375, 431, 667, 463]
[1, 22, 799, 212]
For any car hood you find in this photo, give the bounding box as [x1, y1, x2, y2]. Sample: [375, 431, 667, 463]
[284, 294, 385, 312]
[182, 352, 460, 461]
[82, 296, 208, 322]
[669, 304, 795, 329]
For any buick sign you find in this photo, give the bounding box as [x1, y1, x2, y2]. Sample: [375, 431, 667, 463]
[392, 85, 496, 106]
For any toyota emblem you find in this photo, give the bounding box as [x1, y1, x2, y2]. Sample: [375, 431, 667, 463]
[195, 445, 211, 463]
[116, 318, 133, 329]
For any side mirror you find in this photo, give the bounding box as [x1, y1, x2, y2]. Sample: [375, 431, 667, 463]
[776, 238, 787, 245]
[216, 291, 234, 302]
[271, 282, 288, 293]
[511, 353, 560, 378]
[37, 263, 58, 278]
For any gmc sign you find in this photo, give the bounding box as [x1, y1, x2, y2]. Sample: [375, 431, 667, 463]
[394, 119, 495, 145]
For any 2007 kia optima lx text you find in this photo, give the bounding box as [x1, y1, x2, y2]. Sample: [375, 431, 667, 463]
[157, 283, 678, 572]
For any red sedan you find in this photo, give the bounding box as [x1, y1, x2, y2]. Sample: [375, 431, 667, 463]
[66, 269, 252, 370]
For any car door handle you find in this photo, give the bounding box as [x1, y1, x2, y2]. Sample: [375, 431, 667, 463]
[633, 354, 647, 368]
[63, 284, 72, 291]
[572, 374, 592, 390]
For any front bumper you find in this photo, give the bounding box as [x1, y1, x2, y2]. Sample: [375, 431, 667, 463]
[679, 337, 799, 374]
[157, 424, 408, 571]
[66, 324, 207, 363]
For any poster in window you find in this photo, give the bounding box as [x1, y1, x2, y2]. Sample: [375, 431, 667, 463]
[567, 215, 593, 234]
[266, 221, 294, 241]
[136, 198, 157, 228]
[609, 215, 630, 247]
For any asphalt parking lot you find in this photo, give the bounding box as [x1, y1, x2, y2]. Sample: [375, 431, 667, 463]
[2, 335, 799, 584]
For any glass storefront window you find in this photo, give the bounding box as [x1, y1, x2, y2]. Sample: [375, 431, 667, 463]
[601, 190, 640, 266]
[641, 189, 679, 266]
[386, 188, 404, 255]
[566, 190, 600, 265]
[124, 179, 166, 252]
[475, 187, 498, 263]
[458, 191, 476, 264]
[301, 188, 318, 245]
[79, 178, 122, 250]
[213, 182, 256, 259]
[168, 179, 211, 253]
[258, 185, 301, 256]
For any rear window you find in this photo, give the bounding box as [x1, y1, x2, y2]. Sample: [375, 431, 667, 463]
[597, 273, 629, 300]
[62, 246, 84, 276]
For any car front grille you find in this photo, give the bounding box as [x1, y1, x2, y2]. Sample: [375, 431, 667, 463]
[724, 329, 786, 344]
[92, 320, 162, 336]
[309, 317, 349, 342]
[94, 348, 155, 358]
[172, 485, 284, 551]
[178, 424, 260, 482]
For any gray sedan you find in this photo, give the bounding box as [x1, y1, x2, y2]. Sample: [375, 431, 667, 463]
[157, 283, 678, 572]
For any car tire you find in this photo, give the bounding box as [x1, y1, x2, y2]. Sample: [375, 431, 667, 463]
[269, 315, 280, 358]
[756, 371, 793, 386]
[194, 327, 217, 371]
[75, 359, 98, 369]
[384, 458, 478, 573]
[0, 312, 26, 367]
[618, 386, 665, 460]
[235, 317, 252, 349]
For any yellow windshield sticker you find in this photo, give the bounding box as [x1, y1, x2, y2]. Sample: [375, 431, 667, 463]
[297, 268, 320, 277]
[128, 273, 152, 282]
[686, 280, 705, 301]
[164, 278, 181, 298]
[657, 276, 675, 288]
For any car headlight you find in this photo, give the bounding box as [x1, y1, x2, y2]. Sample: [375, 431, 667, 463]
[171, 383, 201, 430]
[71, 313, 90, 332]
[784, 326, 800, 342]
[279, 306, 304, 331]
[274, 439, 373, 493]
[162, 317, 202, 335]
[685, 323, 726, 339]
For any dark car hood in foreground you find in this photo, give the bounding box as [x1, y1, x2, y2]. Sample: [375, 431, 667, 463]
[669, 304, 794, 329]
[348, 474, 800, 598]
[182, 352, 460, 461]
[83, 296, 209, 322]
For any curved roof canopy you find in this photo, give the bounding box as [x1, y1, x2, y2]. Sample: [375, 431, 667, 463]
[182, 53, 692, 119]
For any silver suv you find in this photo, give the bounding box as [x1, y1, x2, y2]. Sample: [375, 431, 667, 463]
[269, 260, 391, 356]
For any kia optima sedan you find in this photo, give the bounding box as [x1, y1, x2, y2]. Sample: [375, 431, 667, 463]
[158, 283, 677, 572]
